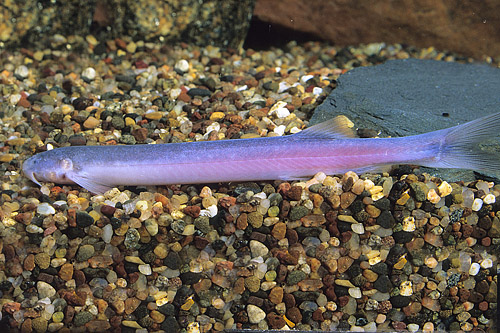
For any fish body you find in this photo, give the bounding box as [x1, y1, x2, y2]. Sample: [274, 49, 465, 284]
[23, 112, 500, 194]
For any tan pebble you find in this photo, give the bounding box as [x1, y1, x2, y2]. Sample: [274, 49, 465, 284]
[371, 192, 385, 201]
[83, 116, 100, 129]
[375, 314, 386, 324]
[402, 216, 416, 232]
[427, 189, 441, 204]
[483, 193, 496, 204]
[399, 281, 413, 296]
[337, 215, 357, 223]
[437, 181, 452, 197]
[150, 310, 165, 323]
[363, 179, 375, 190]
[363, 269, 378, 282]
[369, 185, 383, 195]
[335, 279, 355, 288]
[145, 112, 163, 120]
[122, 321, 142, 329]
[422, 322, 434, 332]
[351, 179, 365, 195]
[393, 257, 407, 270]
[365, 204, 381, 218]
[199, 186, 212, 198]
[271, 222, 287, 240]
[426, 281, 438, 290]
[396, 191, 410, 205]
[210, 112, 225, 121]
[425, 257, 438, 269]
[342, 171, 359, 183]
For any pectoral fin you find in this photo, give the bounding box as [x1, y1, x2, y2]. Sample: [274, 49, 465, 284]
[69, 173, 114, 194]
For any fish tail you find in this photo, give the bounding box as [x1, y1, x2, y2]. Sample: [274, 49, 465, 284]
[424, 112, 500, 172]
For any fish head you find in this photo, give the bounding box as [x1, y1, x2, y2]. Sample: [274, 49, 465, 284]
[23, 151, 75, 186]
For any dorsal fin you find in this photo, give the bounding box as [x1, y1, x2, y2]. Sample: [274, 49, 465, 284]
[296, 115, 356, 139]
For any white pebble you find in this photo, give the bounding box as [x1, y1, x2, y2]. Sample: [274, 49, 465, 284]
[351, 223, 365, 234]
[480, 258, 493, 269]
[483, 193, 495, 204]
[199, 205, 217, 217]
[26, 224, 44, 234]
[247, 304, 266, 324]
[9, 94, 21, 105]
[37, 202, 56, 215]
[138, 264, 152, 275]
[348, 287, 362, 299]
[37, 281, 56, 299]
[174, 59, 189, 73]
[269, 101, 290, 118]
[82, 67, 96, 80]
[471, 198, 483, 211]
[312, 87, 323, 95]
[250, 240, 269, 258]
[273, 125, 286, 136]
[402, 216, 416, 232]
[399, 281, 413, 296]
[15, 65, 29, 79]
[407, 323, 420, 332]
[102, 224, 113, 243]
[468, 263, 480, 276]
[301, 74, 314, 83]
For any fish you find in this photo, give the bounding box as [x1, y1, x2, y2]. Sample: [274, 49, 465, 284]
[22, 112, 500, 194]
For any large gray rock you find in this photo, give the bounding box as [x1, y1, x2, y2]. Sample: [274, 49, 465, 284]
[310, 58, 500, 182]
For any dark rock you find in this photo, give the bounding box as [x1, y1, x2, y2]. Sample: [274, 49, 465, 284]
[390, 295, 411, 308]
[76, 211, 94, 228]
[310, 59, 500, 182]
[374, 275, 392, 293]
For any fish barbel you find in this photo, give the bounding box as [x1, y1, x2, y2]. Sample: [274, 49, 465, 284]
[23, 112, 500, 194]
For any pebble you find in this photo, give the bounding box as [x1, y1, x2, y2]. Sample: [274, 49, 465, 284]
[1, 40, 497, 333]
[37, 202, 56, 215]
[250, 240, 269, 257]
[247, 304, 266, 324]
[37, 281, 56, 298]
[82, 67, 96, 80]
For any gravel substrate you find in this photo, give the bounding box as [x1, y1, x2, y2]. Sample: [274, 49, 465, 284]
[0, 39, 498, 332]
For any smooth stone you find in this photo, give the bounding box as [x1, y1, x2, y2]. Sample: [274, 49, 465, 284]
[310, 58, 500, 182]
[37, 281, 56, 298]
[247, 304, 266, 324]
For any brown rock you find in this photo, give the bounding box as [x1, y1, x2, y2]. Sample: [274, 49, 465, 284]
[283, 293, 296, 308]
[267, 312, 286, 329]
[340, 192, 356, 209]
[286, 307, 302, 324]
[132, 127, 148, 142]
[86, 320, 111, 332]
[312, 308, 324, 322]
[24, 254, 35, 271]
[301, 214, 326, 227]
[59, 263, 74, 281]
[271, 222, 286, 240]
[183, 205, 201, 218]
[298, 279, 324, 291]
[236, 213, 248, 230]
[286, 186, 303, 201]
[124, 297, 141, 315]
[421, 296, 440, 311]
[253, 0, 500, 59]
[337, 256, 354, 274]
[269, 286, 284, 304]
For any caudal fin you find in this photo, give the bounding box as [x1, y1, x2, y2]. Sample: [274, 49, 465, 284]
[427, 112, 500, 172]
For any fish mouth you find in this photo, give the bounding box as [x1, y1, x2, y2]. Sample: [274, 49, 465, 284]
[22, 159, 42, 187]
[28, 172, 42, 186]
